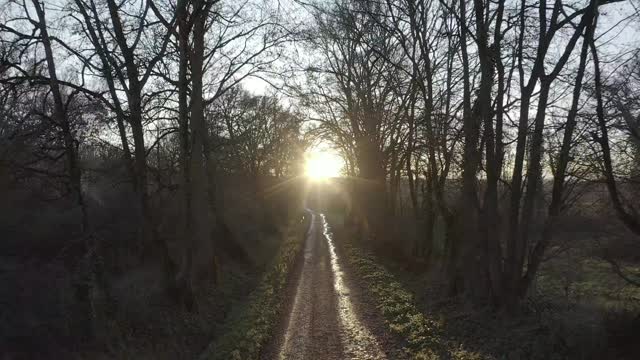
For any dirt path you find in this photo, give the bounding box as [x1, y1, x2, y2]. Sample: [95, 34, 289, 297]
[262, 211, 403, 360]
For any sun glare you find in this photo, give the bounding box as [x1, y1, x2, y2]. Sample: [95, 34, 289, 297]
[305, 149, 343, 180]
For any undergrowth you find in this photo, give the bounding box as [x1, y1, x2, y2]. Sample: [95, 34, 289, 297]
[198, 214, 308, 360]
[341, 241, 446, 360]
[342, 235, 640, 360]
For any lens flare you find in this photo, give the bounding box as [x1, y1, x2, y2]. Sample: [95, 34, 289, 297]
[305, 149, 343, 180]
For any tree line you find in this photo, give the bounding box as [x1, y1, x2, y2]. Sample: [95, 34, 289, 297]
[297, 0, 640, 309]
[1, 0, 639, 329]
[0, 0, 304, 339]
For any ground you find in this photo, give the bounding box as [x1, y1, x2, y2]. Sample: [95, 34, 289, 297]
[263, 211, 406, 359]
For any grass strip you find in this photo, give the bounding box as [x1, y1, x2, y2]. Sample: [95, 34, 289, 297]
[199, 216, 308, 360]
[342, 241, 446, 360]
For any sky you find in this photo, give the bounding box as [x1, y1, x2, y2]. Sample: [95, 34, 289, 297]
[242, 76, 271, 95]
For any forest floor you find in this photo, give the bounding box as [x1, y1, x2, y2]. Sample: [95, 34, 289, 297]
[262, 211, 407, 360]
[342, 234, 640, 360]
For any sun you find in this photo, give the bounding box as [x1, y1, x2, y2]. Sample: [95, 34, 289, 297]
[305, 148, 343, 180]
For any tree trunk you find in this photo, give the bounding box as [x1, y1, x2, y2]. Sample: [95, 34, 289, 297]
[172, 0, 194, 308]
[188, 6, 216, 299]
[106, 0, 152, 254]
[590, 22, 640, 237]
[32, 0, 91, 338]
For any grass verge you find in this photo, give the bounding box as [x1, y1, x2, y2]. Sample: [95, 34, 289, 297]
[198, 214, 308, 360]
[340, 240, 446, 359]
[341, 232, 640, 360]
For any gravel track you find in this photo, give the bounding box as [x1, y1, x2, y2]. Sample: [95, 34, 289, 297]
[262, 212, 405, 360]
